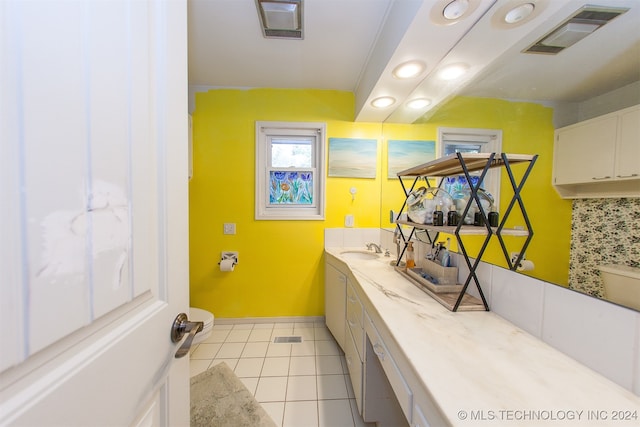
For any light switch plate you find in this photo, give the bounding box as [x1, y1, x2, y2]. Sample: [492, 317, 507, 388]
[223, 223, 236, 235]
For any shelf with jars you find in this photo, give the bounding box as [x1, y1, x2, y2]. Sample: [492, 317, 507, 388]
[393, 152, 537, 312]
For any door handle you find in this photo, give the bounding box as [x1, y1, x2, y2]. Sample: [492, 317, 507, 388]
[171, 313, 204, 358]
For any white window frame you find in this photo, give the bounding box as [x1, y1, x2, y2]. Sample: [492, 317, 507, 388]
[256, 121, 326, 220]
[438, 127, 503, 209]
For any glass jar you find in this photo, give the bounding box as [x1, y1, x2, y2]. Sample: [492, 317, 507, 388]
[406, 186, 453, 224]
[451, 187, 494, 225]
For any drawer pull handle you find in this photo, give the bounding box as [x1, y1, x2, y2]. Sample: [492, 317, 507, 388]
[617, 173, 638, 178]
[373, 342, 386, 361]
[348, 296, 357, 303]
[591, 176, 611, 180]
[348, 319, 357, 327]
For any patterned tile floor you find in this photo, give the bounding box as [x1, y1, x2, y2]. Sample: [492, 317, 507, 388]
[190, 320, 373, 427]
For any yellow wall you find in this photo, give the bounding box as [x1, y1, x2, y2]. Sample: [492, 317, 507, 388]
[189, 89, 382, 318]
[189, 89, 572, 319]
[374, 98, 572, 286]
[420, 97, 572, 285]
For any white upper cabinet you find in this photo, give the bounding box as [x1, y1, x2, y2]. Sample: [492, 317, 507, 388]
[553, 105, 640, 198]
[616, 107, 640, 180]
[554, 115, 617, 184]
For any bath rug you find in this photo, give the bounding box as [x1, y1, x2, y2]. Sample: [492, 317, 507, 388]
[190, 362, 277, 427]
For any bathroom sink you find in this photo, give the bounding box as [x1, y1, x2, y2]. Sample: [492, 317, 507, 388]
[340, 250, 380, 260]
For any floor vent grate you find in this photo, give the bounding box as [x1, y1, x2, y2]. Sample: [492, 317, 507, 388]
[273, 336, 302, 343]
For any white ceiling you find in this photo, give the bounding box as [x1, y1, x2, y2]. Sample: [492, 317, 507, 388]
[188, 0, 640, 123]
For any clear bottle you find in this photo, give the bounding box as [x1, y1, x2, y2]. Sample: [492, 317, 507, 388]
[406, 241, 415, 269]
[464, 205, 475, 225]
[433, 205, 444, 226]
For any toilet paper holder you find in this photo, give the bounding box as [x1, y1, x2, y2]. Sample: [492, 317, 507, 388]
[220, 251, 238, 266]
[510, 252, 534, 271]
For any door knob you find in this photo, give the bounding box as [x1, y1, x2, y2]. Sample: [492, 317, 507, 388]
[171, 313, 204, 358]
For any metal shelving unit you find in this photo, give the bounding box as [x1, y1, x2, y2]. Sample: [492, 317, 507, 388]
[394, 152, 538, 312]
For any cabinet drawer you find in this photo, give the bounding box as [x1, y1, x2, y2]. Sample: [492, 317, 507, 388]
[346, 282, 363, 327]
[346, 282, 364, 359]
[344, 325, 363, 414]
[365, 314, 413, 422]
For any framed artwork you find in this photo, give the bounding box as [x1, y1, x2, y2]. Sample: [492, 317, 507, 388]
[328, 138, 377, 178]
[387, 140, 436, 178]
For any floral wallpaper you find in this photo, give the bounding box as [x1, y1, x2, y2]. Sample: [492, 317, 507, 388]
[569, 198, 640, 297]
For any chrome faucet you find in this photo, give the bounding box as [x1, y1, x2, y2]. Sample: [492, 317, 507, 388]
[366, 242, 383, 253]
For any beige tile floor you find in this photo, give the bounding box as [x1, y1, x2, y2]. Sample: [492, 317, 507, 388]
[190, 320, 373, 427]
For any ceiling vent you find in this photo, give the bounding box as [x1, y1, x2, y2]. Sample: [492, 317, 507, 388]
[255, 0, 303, 40]
[524, 5, 628, 54]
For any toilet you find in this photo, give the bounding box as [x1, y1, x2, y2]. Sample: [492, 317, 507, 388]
[598, 264, 640, 311]
[190, 307, 214, 345]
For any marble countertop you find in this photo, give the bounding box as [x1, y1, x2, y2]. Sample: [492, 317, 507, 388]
[325, 247, 640, 426]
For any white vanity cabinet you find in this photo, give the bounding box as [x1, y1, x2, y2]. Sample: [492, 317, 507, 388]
[344, 319, 364, 413]
[553, 104, 639, 198]
[346, 282, 365, 358]
[364, 313, 413, 425]
[345, 281, 365, 413]
[325, 261, 347, 350]
[325, 256, 415, 425]
[325, 258, 367, 414]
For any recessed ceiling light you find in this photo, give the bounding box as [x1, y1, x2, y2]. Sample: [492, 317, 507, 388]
[504, 3, 535, 24]
[437, 63, 469, 80]
[406, 98, 432, 109]
[392, 60, 427, 79]
[371, 96, 396, 108]
[443, 0, 470, 20]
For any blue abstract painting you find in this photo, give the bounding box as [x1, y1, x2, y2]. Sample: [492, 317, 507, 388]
[328, 138, 377, 178]
[388, 140, 436, 178]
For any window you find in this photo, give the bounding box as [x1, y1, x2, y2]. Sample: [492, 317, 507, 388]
[256, 121, 326, 220]
[438, 127, 502, 209]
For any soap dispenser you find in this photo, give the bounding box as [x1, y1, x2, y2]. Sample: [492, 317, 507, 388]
[406, 241, 415, 269]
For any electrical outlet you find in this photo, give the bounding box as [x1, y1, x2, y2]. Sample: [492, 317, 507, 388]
[345, 214, 354, 227]
[223, 223, 236, 235]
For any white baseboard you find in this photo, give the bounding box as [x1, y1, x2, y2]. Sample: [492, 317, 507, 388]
[214, 316, 325, 325]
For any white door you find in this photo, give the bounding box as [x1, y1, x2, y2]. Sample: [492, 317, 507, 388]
[0, 1, 190, 426]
